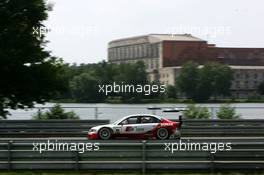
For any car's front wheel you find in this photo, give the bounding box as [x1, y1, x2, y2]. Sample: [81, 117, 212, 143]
[156, 128, 169, 140]
[98, 128, 112, 140]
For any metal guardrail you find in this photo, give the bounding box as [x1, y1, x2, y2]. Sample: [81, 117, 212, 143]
[177, 119, 264, 137]
[30, 105, 264, 119]
[0, 139, 263, 172]
[0, 119, 264, 137]
[0, 120, 109, 137]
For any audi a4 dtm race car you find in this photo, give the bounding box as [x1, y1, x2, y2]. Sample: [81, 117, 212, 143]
[87, 114, 182, 140]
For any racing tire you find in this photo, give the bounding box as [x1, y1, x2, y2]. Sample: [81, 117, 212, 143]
[156, 128, 169, 140]
[98, 128, 112, 140]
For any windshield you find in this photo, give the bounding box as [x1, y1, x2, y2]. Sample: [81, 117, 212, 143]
[112, 117, 125, 125]
[112, 115, 162, 125]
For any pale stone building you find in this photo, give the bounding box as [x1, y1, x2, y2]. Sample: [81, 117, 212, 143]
[159, 66, 264, 98]
[108, 34, 264, 98]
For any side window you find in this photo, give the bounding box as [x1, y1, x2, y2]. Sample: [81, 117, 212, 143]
[127, 117, 139, 124]
[141, 116, 160, 123]
[119, 119, 128, 125]
[119, 117, 141, 125]
[141, 116, 151, 123]
[151, 117, 161, 123]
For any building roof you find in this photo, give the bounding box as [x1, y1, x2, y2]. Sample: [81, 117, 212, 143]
[109, 34, 205, 48]
[149, 34, 205, 42]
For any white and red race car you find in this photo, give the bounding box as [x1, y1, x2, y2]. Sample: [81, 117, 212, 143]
[87, 114, 182, 140]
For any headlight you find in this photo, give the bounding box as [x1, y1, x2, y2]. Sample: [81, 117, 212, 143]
[89, 129, 96, 132]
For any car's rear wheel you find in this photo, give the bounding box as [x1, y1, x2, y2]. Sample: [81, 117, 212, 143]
[98, 128, 112, 140]
[156, 128, 169, 140]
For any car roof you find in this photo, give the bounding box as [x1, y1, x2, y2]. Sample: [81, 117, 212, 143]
[113, 114, 162, 125]
[125, 114, 162, 119]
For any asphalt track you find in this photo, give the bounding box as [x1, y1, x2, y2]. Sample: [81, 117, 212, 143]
[0, 136, 263, 141]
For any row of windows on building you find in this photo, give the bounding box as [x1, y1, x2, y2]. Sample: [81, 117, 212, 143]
[232, 80, 261, 89]
[121, 58, 159, 70]
[235, 71, 264, 79]
[108, 43, 160, 61]
[146, 58, 159, 70]
[159, 78, 262, 89]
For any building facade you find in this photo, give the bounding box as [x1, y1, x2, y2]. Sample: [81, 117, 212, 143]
[108, 34, 264, 98]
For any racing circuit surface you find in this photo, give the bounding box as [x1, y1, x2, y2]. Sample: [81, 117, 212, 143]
[0, 119, 263, 172]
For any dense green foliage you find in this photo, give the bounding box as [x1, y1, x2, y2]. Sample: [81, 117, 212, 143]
[182, 104, 211, 119]
[165, 85, 178, 99]
[216, 104, 240, 119]
[54, 61, 234, 104]
[0, 1, 245, 119]
[182, 104, 240, 119]
[33, 104, 79, 120]
[177, 61, 233, 102]
[258, 81, 264, 95]
[177, 62, 200, 100]
[70, 73, 104, 102]
[56, 61, 163, 103]
[0, 0, 68, 118]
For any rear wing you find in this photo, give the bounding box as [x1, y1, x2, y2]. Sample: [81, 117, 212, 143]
[162, 108, 185, 128]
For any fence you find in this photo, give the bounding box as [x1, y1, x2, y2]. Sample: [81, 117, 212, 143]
[177, 119, 264, 137]
[9, 105, 264, 120]
[0, 119, 264, 137]
[0, 120, 109, 137]
[0, 139, 263, 172]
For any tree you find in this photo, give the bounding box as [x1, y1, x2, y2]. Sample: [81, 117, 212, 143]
[216, 104, 240, 119]
[196, 63, 233, 101]
[211, 64, 233, 97]
[33, 104, 79, 120]
[258, 82, 264, 95]
[70, 73, 105, 102]
[182, 104, 211, 119]
[177, 61, 199, 99]
[94, 61, 118, 84]
[177, 62, 233, 102]
[195, 64, 215, 101]
[113, 61, 148, 101]
[0, 0, 67, 118]
[166, 85, 177, 99]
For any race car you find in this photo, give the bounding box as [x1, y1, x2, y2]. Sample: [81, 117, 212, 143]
[87, 114, 182, 140]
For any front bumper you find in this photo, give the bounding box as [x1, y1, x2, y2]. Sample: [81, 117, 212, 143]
[87, 132, 98, 139]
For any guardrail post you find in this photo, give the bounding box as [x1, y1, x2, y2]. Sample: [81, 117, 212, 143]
[95, 107, 98, 120]
[7, 141, 12, 171]
[210, 107, 215, 119]
[142, 140, 146, 174]
[75, 151, 79, 171]
[210, 152, 215, 174]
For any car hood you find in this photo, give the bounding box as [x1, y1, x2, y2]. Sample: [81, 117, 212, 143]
[90, 124, 115, 131]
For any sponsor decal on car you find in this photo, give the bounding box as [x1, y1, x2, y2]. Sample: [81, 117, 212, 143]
[126, 126, 135, 132]
[160, 123, 174, 126]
